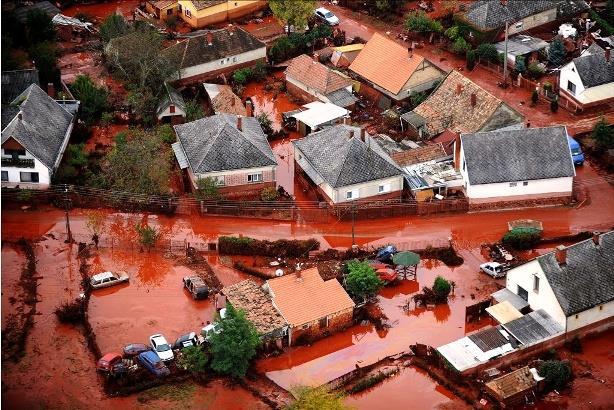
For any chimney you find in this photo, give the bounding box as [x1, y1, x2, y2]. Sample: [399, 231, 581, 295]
[17, 112, 22, 120]
[470, 93, 477, 107]
[206, 32, 213, 46]
[47, 82, 55, 98]
[408, 47, 413, 57]
[500, 0, 508, 5]
[296, 270, 302, 280]
[606, 47, 611, 62]
[526, 121, 531, 128]
[237, 115, 242, 131]
[348, 130, 355, 139]
[592, 231, 601, 247]
[231, 98, 235, 107]
[343, 116, 350, 125]
[453, 133, 461, 170]
[456, 83, 463, 95]
[555, 245, 567, 266]
[312, 54, 319, 62]
[245, 99, 253, 117]
[228, 24, 235, 35]
[360, 128, 366, 142]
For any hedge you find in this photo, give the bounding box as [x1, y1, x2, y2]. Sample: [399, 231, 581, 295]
[218, 236, 320, 258]
[502, 227, 542, 250]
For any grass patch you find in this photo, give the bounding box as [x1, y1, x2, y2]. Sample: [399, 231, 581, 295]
[136, 382, 196, 404]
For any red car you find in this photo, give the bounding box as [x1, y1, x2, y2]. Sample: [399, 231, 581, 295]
[96, 352, 122, 372]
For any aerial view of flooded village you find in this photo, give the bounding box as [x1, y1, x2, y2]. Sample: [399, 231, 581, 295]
[1, 0, 613, 409]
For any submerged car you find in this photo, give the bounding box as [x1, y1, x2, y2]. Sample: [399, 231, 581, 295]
[480, 262, 507, 278]
[137, 351, 170, 377]
[173, 332, 203, 350]
[183, 276, 209, 300]
[90, 271, 129, 289]
[149, 334, 174, 361]
[315, 7, 339, 25]
[96, 352, 123, 372]
[122, 343, 151, 357]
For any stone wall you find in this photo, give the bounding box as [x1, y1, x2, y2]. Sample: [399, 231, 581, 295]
[291, 307, 354, 345]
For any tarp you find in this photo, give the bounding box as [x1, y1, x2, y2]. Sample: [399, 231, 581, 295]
[392, 251, 420, 266]
[486, 301, 523, 324]
[290, 102, 348, 129]
[52, 14, 94, 31]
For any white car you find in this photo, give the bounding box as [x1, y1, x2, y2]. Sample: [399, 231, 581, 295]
[149, 334, 174, 361]
[201, 323, 221, 342]
[315, 7, 339, 25]
[480, 262, 506, 278]
[90, 271, 129, 289]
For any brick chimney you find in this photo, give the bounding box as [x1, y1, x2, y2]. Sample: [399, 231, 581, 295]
[231, 97, 235, 107]
[456, 83, 463, 95]
[453, 133, 461, 170]
[555, 245, 567, 266]
[500, 0, 508, 5]
[408, 47, 413, 57]
[237, 115, 242, 131]
[343, 116, 350, 125]
[245, 99, 253, 117]
[470, 93, 477, 107]
[592, 231, 601, 246]
[348, 130, 355, 139]
[606, 47, 611, 63]
[47, 83, 55, 98]
[17, 112, 22, 120]
[360, 128, 366, 142]
[296, 270, 302, 280]
[206, 32, 213, 46]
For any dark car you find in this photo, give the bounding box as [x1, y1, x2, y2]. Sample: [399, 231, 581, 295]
[183, 276, 209, 300]
[122, 343, 151, 357]
[97, 352, 123, 372]
[376, 245, 397, 263]
[137, 351, 171, 377]
[173, 332, 202, 350]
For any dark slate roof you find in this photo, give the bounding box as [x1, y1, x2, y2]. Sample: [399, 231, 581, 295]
[173, 114, 276, 173]
[572, 43, 614, 89]
[1, 69, 40, 104]
[461, 126, 575, 185]
[293, 125, 402, 188]
[325, 88, 358, 108]
[537, 231, 614, 316]
[157, 83, 186, 116]
[462, 0, 588, 31]
[502, 310, 564, 345]
[468, 326, 510, 352]
[14, 1, 61, 23]
[165, 27, 265, 70]
[1, 84, 73, 169]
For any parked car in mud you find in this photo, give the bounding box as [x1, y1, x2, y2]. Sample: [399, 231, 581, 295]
[122, 343, 151, 358]
[480, 262, 507, 278]
[201, 322, 222, 342]
[315, 7, 339, 25]
[136, 351, 170, 377]
[96, 352, 123, 372]
[149, 334, 174, 361]
[173, 332, 204, 350]
[376, 245, 397, 264]
[183, 276, 209, 300]
[90, 271, 129, 289]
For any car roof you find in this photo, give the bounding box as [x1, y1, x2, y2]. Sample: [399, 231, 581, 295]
[92, 271, 114, 280]
[101, 352, 121, 360]
[316, 7, 330, 13]
[151, 334, 166, 341]
[177, 332, 196, 341]
[140, 350, 159, 360]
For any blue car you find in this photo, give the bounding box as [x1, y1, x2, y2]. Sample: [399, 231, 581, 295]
[376, 245, 397, 263]
[567, 135, 584, 166]
[137, 351, 170, 377]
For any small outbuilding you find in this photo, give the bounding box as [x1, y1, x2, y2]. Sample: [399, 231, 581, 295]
[156, 83, 186, 124]
[484, 366, 538, 408]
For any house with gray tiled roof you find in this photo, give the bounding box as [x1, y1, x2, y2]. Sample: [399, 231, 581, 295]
[456, 126, 576, 204]
[506, 231, 614, 333]
[156, 82, 186, 124]
[172, 114, 276, 196]
[559, 43, 614, 111]
[1, 84, 77, 189]
[293, 124, 403, 204]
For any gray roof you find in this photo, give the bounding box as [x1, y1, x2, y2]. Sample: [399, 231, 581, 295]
[2, 69, 40, 104]
[325, 88, 358, 108]
[495, 35, 549, 56]
[293, 125, 402, 188]
[462, 0, 588, 31]
[572, 43, 614, 89]
[157, 83, 186, 116]
[173, 114, 276, 173]
[537, 231, 614, 316]
[461, 126, 575, 185]
[401, 111, 426, 128]
[468, 326, 511, 352]
[501, 310, 564, 345]
[1, 84, 73, 169]
[492, 288, 530, 311]
[14, 1, 61, 23]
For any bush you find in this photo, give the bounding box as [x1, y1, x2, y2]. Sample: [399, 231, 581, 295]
[502, 227, 542, 250]
[591, 117, 613, 149]
[288, 386, 349, 410]
[177, 346, 207, 375]
[466, 49, 476, 70]
[531, 89, 539, 105]
[251, 61, 267, 82]
[550, 98, 559, 113]
[548, 38, 566, 67]
[527, 62, 545, 78]
[515, 55, 526, 74]
[218, 236, 320, 258]
[451, 37, 470, 55]
[256, 112, 274, 136]
[232, 67, 253, 85]
[475, 43, 499, 63]
[260, 186, 279, 201]
[55, 299, 85, 323]
[345, 259, 384, 300]
[194, 177, 221, 201]
[405, 11, 443, 33]
[432, 276, 451, 301]
[539, 360, 572, 391]
[69, 74, 109, 124]
[543, 82, 553, 92]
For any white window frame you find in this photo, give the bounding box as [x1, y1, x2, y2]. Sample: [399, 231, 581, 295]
[533, 274, 540, 293]
[378, 183, 391, 194]
[346, 189, 359, 200]
[247, 172, 263, 183]
[509, 182, 517, 187]
[20, 171, 39, 183]
[185, 9, 191, 17]
[1, 171, 8, 181]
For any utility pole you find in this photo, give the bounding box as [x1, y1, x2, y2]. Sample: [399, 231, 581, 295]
[64, 185, 73, 243]
[351, 202, 356, 247]
[503, 20, 509, 87]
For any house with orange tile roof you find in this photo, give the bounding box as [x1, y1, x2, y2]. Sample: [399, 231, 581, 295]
[348, 33, 445, 108]
[264, 268, 355, 346]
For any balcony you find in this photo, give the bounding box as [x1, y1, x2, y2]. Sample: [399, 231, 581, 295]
[2, 157, 35, 168]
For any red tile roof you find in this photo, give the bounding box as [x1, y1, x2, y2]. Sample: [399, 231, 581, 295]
[391, 143, 448, 167]
[285, 54, 352, 95]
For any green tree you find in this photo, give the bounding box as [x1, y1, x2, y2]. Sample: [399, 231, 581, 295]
[177, 346, 208, 375]
[209, 304, 260, 378]
[26, 9, 55, 44]
[185, 99, 204, 122]
[345, 260, 384, 300]
[432, 276, 451, 301]
[100, 13, 128, 43]
[550, 98, 559, 113]
[451, 37, 470, 55]
[531, 89, 539, 105]
[502, 227, 542, 250]
[269, 0, 317, 34]
[260, 186, 279, 201]
[103, 128, 172, 195]
[233, 67, 253, 85]
[591, 117, 614, 149]
[475, 43, 499, 63]
[527, 61, 545, 78]
[515, 55, 526, 74]
[287, 386, 349, 410]
[539, 360, 572, 391]
[466, 49, 476, 70]
[29, 41, 60, 88]
[69, 75, 109, 124]
[194, 177, 221, 201]
[548, 38, 566, 66]
[256, 112, 274, 136]
[135, 222, 160, 252]
[405, 11, 443, 33]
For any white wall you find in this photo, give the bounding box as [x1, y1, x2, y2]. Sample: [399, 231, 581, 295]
[566, 301, 614, 332]
[191, 164, 276, 188]
[506, 260, 567, 329]
[332, 175, 404, 203]
[287, 76, 352, 103]
[157, 104, 186, 120]
[508, 8, 557, 35]
[466, 176, 573, 199]
[180, 47, 266, 81]
[1, 150, 51, 188]
[559, 62, 586, 96]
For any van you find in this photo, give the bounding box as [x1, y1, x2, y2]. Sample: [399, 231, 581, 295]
[567, 135, 584, 166]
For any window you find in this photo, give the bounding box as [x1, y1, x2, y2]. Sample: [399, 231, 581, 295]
[517, 285, 529, 301]
[185, 9, 191, 17]
[169, 105, 175, 114]
[462, 160, 466, 171]
[3, 148, 26, 158]
[232, 56, 237, 63]
[378, 183, 391, 193]
[247, 173, 262, 183]
[533, 274, 540, 293]
[509, 182, 517, 187]
[346, 189, 359, 200]
[599, 305, 603, 311]
[567, 80, 576, 94]
[515, 21, 523, 29]
[167, 8, 173, 15]
[575, 314, 579, 319]
[1, 171, 7, 181]
[319, 317, 328, 329]
[213, 175, 225, 186]
[523, 181, 528, 186]
[220, 59, 225, 65]
[20, 172, 39, 183]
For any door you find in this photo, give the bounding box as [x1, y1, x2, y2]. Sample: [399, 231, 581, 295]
[517, 285, 529, 301]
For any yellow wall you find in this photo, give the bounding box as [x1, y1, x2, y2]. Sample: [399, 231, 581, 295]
[178, 1, 266, 28]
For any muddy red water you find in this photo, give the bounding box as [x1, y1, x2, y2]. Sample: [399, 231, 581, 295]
[62, 1, 140, 20]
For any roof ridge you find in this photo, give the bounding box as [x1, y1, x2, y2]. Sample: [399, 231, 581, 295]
[194, 117, 224, 171]
[331, 127, 356, 187]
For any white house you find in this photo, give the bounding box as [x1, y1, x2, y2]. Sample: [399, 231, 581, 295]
[1, 84, 77, 189]
[455, 126, 576, 204]
[559, 43, 614, 111]
[505, 231, 614, 334]
[163, 26, 266, 86]
[156, 82, 186, 124]
[293, 125, 404, 204]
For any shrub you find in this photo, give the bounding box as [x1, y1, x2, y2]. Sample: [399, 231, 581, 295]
[591, 117, 614, 149]
[288, 386, 349, 410]
[531, 89, 539, 105]
[55, 299, 85, 323]
[218, 236, 319, 258]
[432, 276, 451, 301]
[69, 74, 109, 124]
[177, 346, 207, 375]
[515, 55, 526, 73]
[550, 98, 559, 113]
[539, 360, 572, 391]
[233, 67, 253, 85]
[451, 37, 470, 55]
[475, 43, 499, 63]
[194, 177, 221, 201]
[466, 49, 476, 70]
[502, 227, 542, 250]
[527, 62, 545, 78]
[251, 61, 267, 82]
[256, 112, 274, 136]
[543, 81, 553, 92]
[405, 11, 443, 33]
[548, 38, 566, 67]
[260, 186, 279, 201]
[345, 259, 384, 300]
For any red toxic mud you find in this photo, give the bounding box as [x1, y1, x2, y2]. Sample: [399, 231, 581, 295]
[63, 1, 140, 20]
[1, 243, 24, 325]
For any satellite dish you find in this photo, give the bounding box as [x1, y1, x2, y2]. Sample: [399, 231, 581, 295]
[275, 269, 284, 277]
